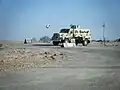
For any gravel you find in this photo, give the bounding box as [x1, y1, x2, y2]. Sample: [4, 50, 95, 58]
[0, 44, 66, 73]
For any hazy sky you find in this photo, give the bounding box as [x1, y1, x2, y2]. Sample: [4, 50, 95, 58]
[0, 0, 120, 40]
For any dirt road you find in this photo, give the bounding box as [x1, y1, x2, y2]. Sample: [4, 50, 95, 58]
[0, 41, 120, 90]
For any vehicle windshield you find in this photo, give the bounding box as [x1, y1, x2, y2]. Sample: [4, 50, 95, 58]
[60, 29, 70, 33]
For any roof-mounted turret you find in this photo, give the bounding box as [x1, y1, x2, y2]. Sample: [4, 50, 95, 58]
[70, 24, 80, 29]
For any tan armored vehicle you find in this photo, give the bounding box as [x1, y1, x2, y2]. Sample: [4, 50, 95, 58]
[51, 25, 91, 46]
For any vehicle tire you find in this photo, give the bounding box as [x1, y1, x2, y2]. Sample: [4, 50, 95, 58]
[88, 40, 90, 44]
[61, 40, 64, 43]
[53, 41, 59, 46]
[82, 39, 88, 46]
[75, 40, 79, 46]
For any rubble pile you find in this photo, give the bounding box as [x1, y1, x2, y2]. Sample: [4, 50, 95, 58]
[0, 48, 65, 72]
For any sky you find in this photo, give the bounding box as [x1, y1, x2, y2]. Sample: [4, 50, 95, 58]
[0, 0, 120, 40]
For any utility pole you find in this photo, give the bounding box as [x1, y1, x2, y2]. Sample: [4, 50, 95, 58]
[102, 22, 105, 46]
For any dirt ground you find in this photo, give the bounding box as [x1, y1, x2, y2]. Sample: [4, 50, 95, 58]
[0, 40, 66, 72]
[0, 40, 120, 73]
[0, 40, 120, 90]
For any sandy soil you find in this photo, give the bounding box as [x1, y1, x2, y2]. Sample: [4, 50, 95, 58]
[0, 40, 120, 90]
[0, 41, 66, 72]
[0, 40, 120, 73]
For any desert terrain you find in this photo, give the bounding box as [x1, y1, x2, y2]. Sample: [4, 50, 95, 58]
[0, 40, 120, 90]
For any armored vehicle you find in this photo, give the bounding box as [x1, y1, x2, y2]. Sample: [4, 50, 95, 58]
[51, 25, 91, 46]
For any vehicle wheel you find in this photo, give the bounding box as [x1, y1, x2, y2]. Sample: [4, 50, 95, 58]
[75, 40, 79, 46]
[61, 40, 64, 43]
[88, 40, 90, 44]
[53, 41, 59, 46]
[82, 40, 88, 46]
